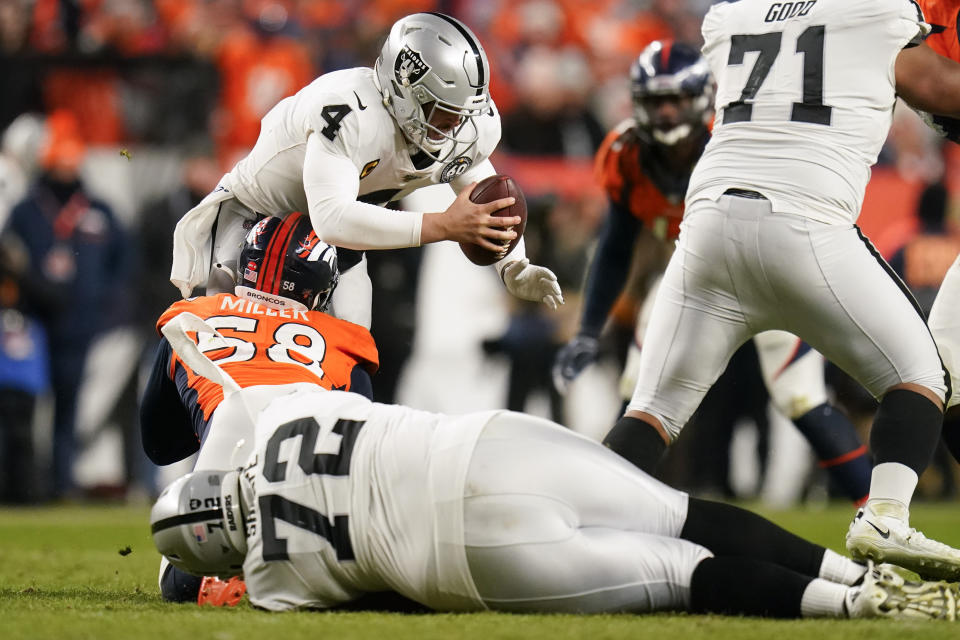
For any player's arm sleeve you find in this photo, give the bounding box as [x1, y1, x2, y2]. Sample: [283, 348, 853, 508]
[349, 365, 373, 400]
[579, 201, 641, 337]
[139, 338, 200, 465]
[896, 41, 960, 117]
[302, 133, 424, 249]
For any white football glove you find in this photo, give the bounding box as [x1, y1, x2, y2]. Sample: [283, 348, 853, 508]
[501, 259, 564, 310]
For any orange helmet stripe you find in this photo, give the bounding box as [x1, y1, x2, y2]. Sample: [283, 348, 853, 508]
[260, 213, 303, 294]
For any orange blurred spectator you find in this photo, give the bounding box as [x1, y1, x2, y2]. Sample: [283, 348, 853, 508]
[296, 0, 352, 30]
[43, 67, 123, 144]
[211, 1, 315, 164]
[890, 181, 960, 315]
[40, 108, 85, 173]
[360, 0, 438, 32]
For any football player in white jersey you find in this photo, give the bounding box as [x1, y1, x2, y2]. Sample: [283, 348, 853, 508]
[552, 40, 871, 505]
[148, 377, 959, 619]
[603, 0, 960, 581]
[169, 12, 562, 329]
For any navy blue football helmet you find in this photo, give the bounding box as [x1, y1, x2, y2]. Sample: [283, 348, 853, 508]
[630, 40, 714, 146]
[236, 212, 339, 312]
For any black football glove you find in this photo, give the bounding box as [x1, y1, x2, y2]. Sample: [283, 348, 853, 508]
[552, 334, 600, 394]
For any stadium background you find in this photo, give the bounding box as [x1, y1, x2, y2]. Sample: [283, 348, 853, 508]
[0, 0, 958, 507]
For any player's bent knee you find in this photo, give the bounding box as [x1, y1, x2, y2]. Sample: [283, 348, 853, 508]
[885, 381, 945, 411]
[622, 406, 681, 442]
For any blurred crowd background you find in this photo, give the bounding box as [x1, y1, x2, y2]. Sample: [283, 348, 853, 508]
[0, 0, 958, 507]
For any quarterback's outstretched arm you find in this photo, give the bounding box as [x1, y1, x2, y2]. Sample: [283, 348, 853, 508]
[303, 134, 518, 253]
[303, 134, 422, 250]
[896, 42, 960, 116]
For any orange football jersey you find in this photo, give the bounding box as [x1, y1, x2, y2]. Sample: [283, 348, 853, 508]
[157, 293, 379, 421]
[921, 0, 960, 62]
[595, 122, 686, 240]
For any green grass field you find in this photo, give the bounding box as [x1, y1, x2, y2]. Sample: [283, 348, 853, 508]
[3, 502, 960, 639]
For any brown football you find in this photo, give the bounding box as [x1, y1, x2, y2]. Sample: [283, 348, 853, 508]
[459, 174, 527, 266]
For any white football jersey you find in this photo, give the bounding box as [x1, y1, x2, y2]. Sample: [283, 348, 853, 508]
[237, 387, 497, 611]
[687, 0, 928, 224]
[226, 67, 501, 248]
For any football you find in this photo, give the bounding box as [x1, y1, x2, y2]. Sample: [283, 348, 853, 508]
[459, 174, 527, 266]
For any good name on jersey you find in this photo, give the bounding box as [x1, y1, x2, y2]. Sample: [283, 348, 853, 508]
[764, 0, 816, 22]
[222, 295, 310, 319]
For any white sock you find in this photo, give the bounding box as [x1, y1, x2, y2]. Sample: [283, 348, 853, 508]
[819, 549, 867, 586]
[867, 462, 918, 513]
[800, 578, 849, 618]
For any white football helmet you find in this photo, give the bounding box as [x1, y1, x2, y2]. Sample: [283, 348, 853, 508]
[374, 12, 490, 162]
[150, 470, 247, 578]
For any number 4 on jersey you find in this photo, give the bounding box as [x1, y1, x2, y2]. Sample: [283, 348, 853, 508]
[321, 104, 353, 141]
[723, 25, 832, 126]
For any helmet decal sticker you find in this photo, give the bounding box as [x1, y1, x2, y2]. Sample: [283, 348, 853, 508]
[295, 231, 321, 259]
[395, 45, 430, 87]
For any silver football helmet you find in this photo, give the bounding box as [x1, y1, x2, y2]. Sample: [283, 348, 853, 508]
[150, 470, 247, 578]
[374, 12, 490, 162]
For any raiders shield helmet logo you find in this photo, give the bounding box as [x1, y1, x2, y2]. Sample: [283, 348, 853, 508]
[395, 45, 430, 86]
[439, 156, 473, 183]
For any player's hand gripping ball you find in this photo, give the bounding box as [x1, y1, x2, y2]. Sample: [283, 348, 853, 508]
[460, 174, 527, 266]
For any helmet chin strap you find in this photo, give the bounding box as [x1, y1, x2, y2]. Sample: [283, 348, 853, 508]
[652, 123, 693, 146]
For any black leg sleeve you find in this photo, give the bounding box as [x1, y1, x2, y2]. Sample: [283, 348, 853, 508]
[601, 415, 667, 473]
[870, 388, 942, 475]
[681, 498, 824, 578]
[690, 556, 812, 618]
[942, 407, 960, 465]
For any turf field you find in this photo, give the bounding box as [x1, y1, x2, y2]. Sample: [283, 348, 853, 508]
[3, 502, 960, 639]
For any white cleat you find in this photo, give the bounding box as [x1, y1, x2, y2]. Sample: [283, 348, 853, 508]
[846, 502, 960, 581]
[846, 562, 958, 620]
